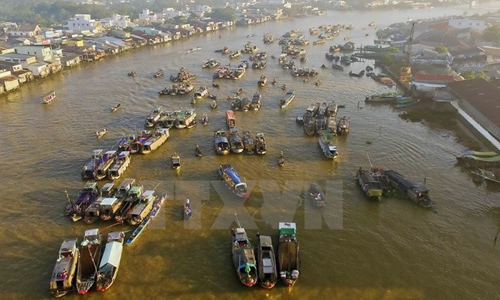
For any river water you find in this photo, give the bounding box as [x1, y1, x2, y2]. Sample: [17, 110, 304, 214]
[2, 3, 500, 300]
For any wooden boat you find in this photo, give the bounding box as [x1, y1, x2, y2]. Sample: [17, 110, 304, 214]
[171, 153, 181, 170]
[110, 104, 121, 112]
[84, 183, 115, 224]
[471, 168, 500, 184]
[319, 130, 338, 159]
[258, 75, 267, 87]
[100, 178, 135, 221]
[250, 93, 261, 111]
[66, 182, 100, 222]
[150, 194, 166, 218]
[278, 151, 285, 166]
[229, 50, 241, 59]
[384, 170, 434, 208]
[278, 222, 300, 286]
[140, 128, 169, 154]
[125, 216, 150, 246]
[365, 92, 402, 103]
[210, 100, 218, 109]
[257, 235, 278, 289]
[349, 70, 365, 77]
[114, 185, 143, 224]
[95, 150, 117, 180]
[308, 183, 326, 207]
[192, 86, 209, 102]
[356, 167, 383, 201]
[229, 128, 244, 154]
[128, 190, 156, 226]
[280, 90, 295, 109]
[332, 63, 344, 71]
[195, 145, 202, 157]
[184, 198, 193, 220]
[170, 67, 196, 83]
[242, 130, 255, 154]
[313, 39, 325, 45]
[336, 116, 350, 135]
[153, 69, 164, 78]
[41, 91, 56, 104]
[76, 229, 102, 294]
[175, 109, 196, 129]
[202, 59, 220, 69]
[226, 110, 236, 129]
[124, 194, 164, 246]
[49, 238, 79, 297]
[82, 149, 105, 179]
[108, 151, 131, 180]
[219, 164, 250, 198]
[241, 97, 251, 112]
[326, 101, 338, 118]
[96, 231, 124, 292]
[214, 129, 230, 155]
[145, 107, 163, 128]
[315, 102, 327, 134]
[254, 133, 267, 155]
[325, 52, 335, 61]
[96, 129, 107, 139]
[201, 114, 209, 125]
[127, 71, 136, 77]
[231, 227, 258, 287]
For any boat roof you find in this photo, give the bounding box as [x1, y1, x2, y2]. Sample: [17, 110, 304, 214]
[256, 133, 265, 138]
[226, 110, 235, 118]
[92, 149, 104, 156]
[142, 190, 155, 199]
[102, 183, 115, 192]
[99, 241, 123, 269]
[224, 167, 244, 185]
[83, 181, 97, 189]
[107, 231, 124, 242]
[279, 222, 296, 231]
[84, 228, 99, 238]
[60, 238, 78, 252]
[259, 235, 273, 247]
[119, 151, 130, 157]
[100, 197, 118, 206]
[118, 178, 135, 188]
[129, 186, 142, 195]
[104, 150, 116, 155]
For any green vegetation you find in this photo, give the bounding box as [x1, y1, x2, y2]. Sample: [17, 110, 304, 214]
[462, 71, 487, 80]
[435, 46, 448, 53]
[206, 8, 236, 22]
[484, 24, 500, 46]
[380, 54, 396, 66]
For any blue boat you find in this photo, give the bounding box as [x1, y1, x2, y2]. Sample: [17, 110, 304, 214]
[218, 164, 250, 198]
[66, 182, 100, 222]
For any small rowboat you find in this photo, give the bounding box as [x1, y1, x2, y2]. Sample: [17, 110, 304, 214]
[110, 104, 121, 112]
[278, 151, 285, 166]
[96, 129, 107, 139]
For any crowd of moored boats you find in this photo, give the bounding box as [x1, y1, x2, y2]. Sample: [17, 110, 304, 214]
[46, 23, 458, 297]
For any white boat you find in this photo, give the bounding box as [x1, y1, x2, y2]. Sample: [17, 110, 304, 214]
[49, 238, 79, 297]
[96, 129, 107, 139]
[96, 231, 124, 292]
[128, 190, 156, 226]
[280, 90, 295, 109]
[108, 151, 131, 180]
[140, 128, 169, 154]
[175, 109, 196, 129]
[193, 86, 209, 101]
[171, 153, 181, 170]
[319, 130, 338, 159]
[41, 91, 56, 104]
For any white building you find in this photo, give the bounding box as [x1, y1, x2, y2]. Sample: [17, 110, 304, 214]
[162, 8, 189, 20]
[67, 14, 99, 32]
[448, 18, 487, 31]
[100, 14, 135, 29]
[14, 45, 53, 62]
[139, 9, 159, 22]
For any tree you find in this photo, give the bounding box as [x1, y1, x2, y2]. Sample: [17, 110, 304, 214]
[484, 24, 500, 46]
[380, 54, 396, 66]
[463, 71, 476, 80]
[435, 46, 448, 53]
[206, 8, 236, 22]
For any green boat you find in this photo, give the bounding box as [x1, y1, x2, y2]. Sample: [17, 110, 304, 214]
[356, 167, 383, 201]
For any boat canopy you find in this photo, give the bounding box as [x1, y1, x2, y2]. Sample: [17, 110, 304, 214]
[100, 197, 118, 206]
[118, 151, 130, 158]
[279, 222, 296, 235]
[118, 178, 135, 190]
[141, 190, 155, 200]
[102, 183, 115, 192]
[84, 181, 98, 190]
[225, 167, 244, 185]
[92, 149, 104, 158]
[59, 238, 78, 256]
[262, 258, 274, 274]
[259, 235, 273, 247]
[238, 262, 256, 271]
[104, 151, 116, 158]
[99, 241, 123, 269]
